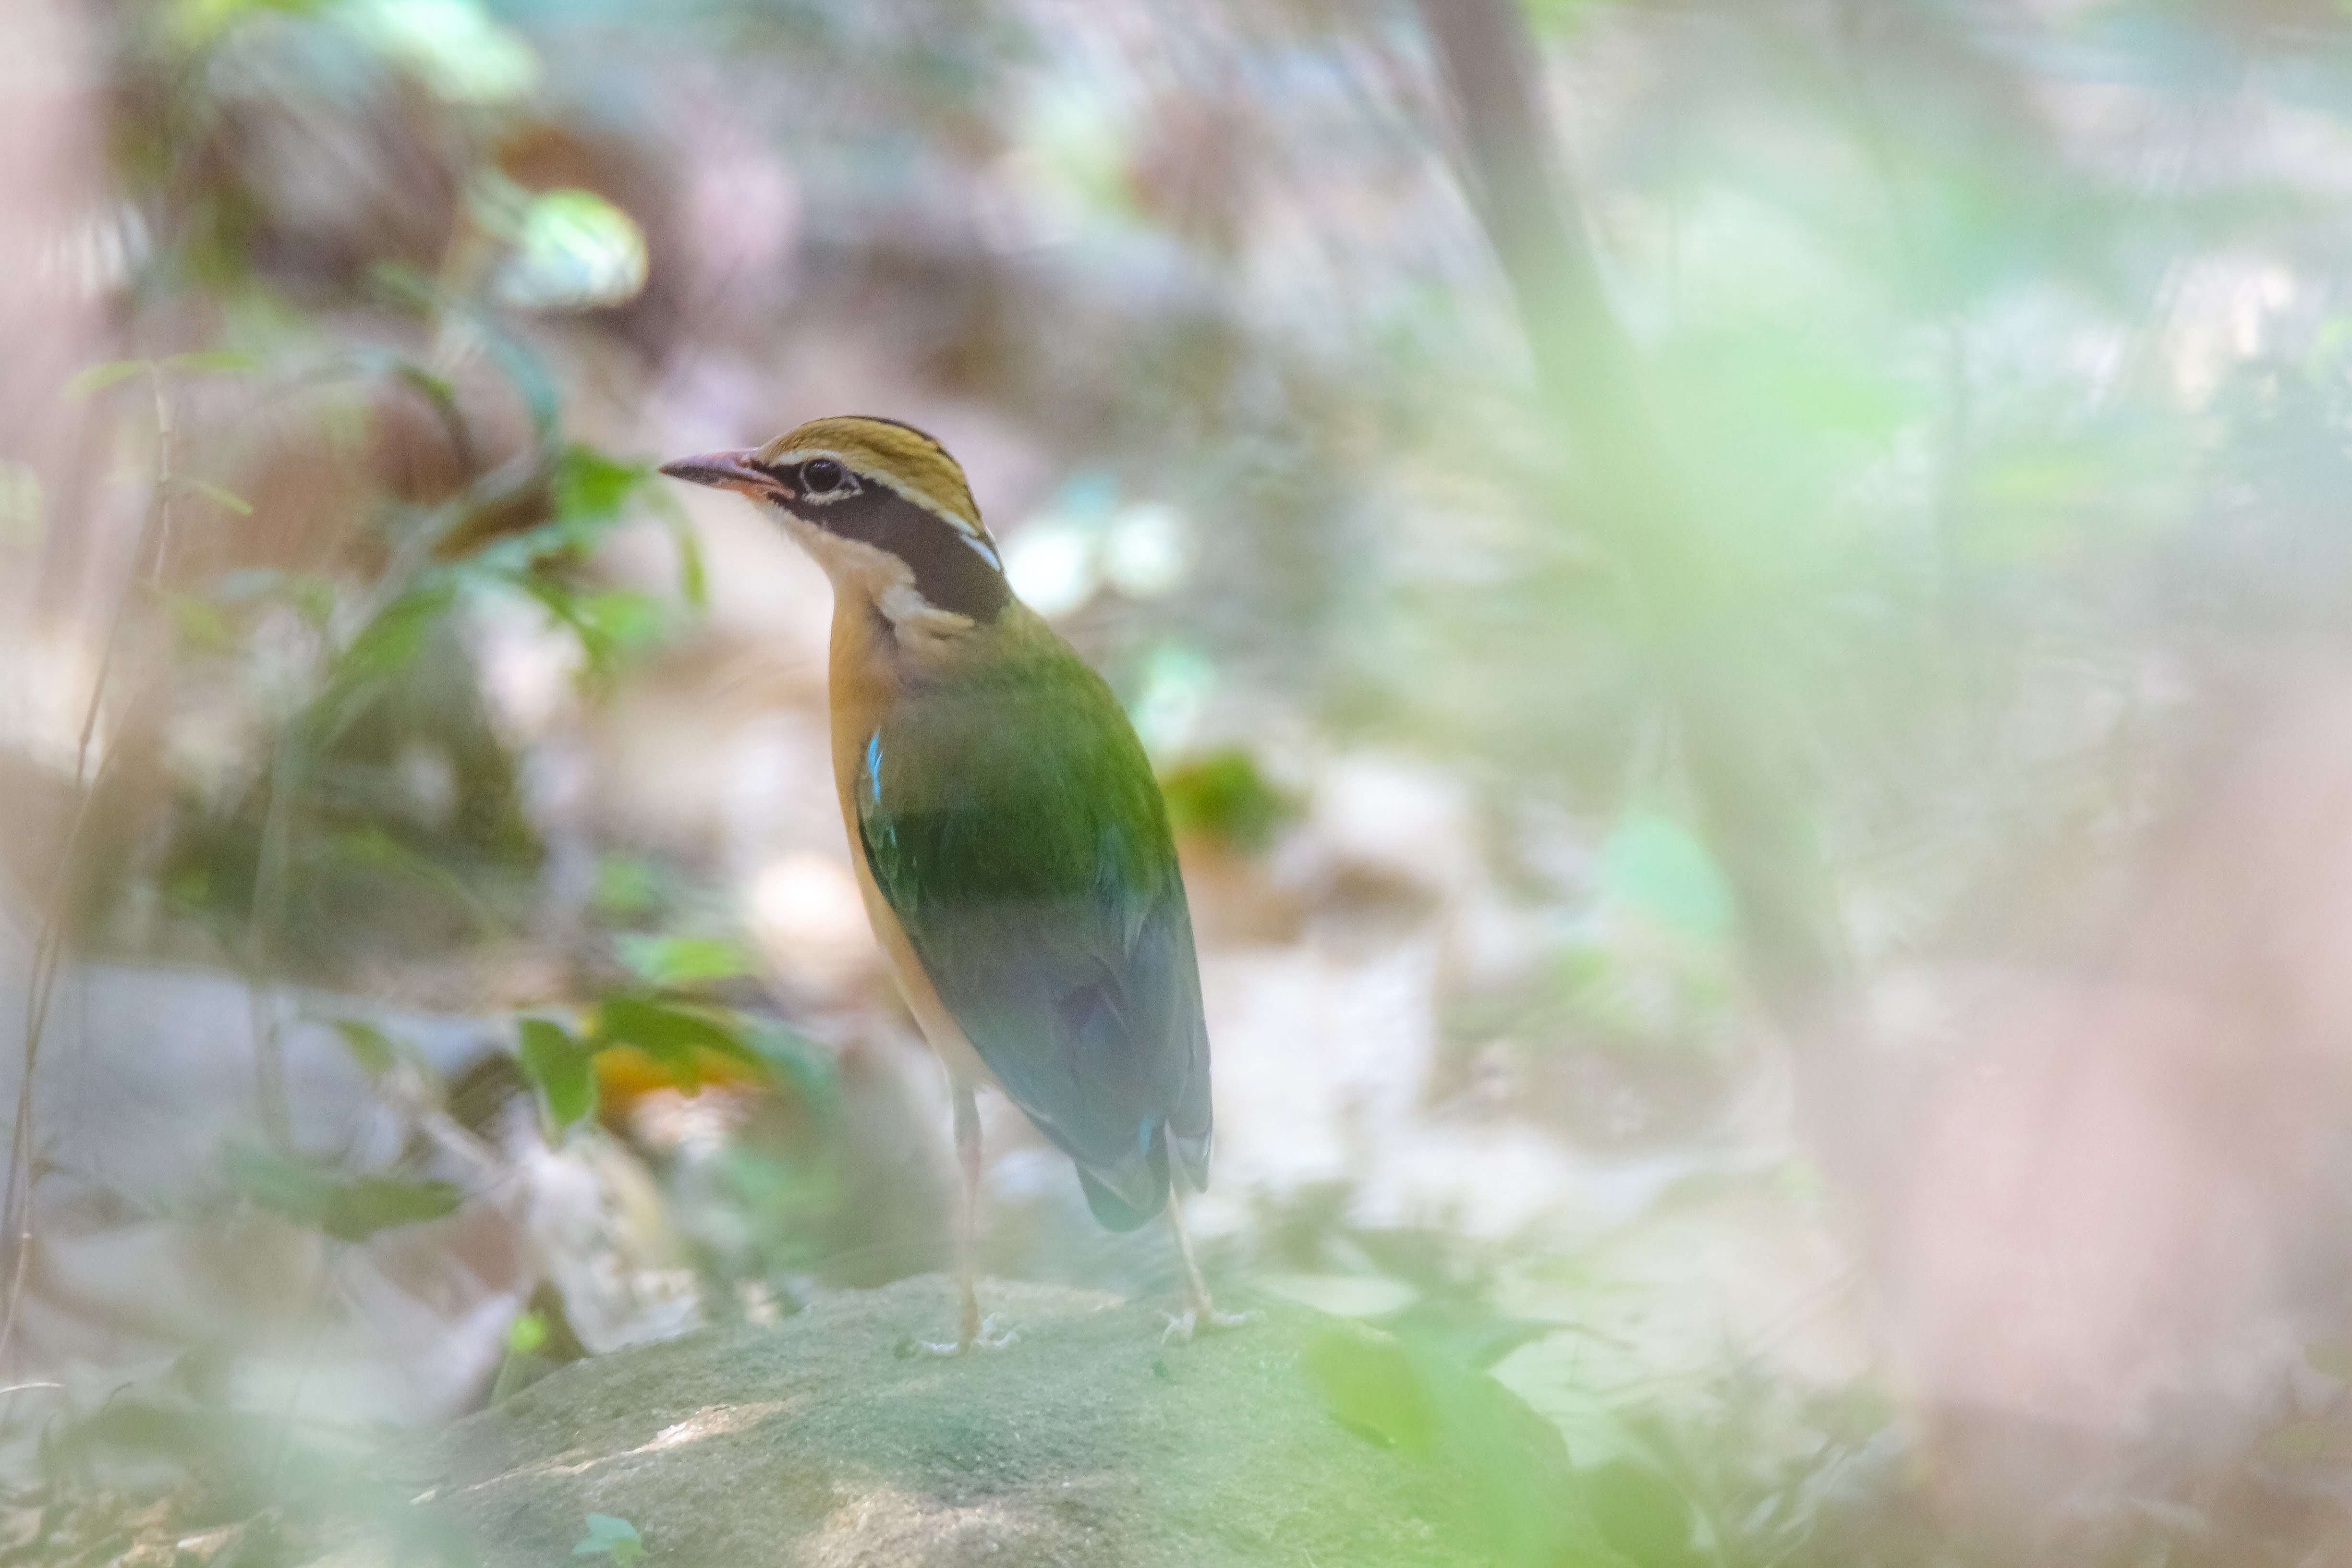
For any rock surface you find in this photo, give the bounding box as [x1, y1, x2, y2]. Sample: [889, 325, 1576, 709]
[414, 1274, 1625, 1567]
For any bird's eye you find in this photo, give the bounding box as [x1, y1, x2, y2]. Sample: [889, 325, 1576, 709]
[800, 457, 848, 495]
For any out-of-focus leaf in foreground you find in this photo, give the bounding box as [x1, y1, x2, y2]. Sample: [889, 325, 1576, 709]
[221, 1143, 461, 1242]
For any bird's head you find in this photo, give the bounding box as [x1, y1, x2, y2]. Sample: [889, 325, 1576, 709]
[660, 415, 1010, 632]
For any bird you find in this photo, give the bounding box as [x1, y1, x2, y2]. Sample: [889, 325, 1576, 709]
[659, 415, 1248, 1351]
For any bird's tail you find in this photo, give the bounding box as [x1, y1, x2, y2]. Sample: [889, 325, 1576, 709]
[1169, 1122, 1211, 1194]
[1075, 1122, 1170, 1231]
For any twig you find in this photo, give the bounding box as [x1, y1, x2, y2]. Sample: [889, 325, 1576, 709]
[246, 730, 299, 1146]
[147, 365, 175, 588]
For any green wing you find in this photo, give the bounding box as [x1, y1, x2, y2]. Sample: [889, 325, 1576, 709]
[856, 637, 1211, 1228]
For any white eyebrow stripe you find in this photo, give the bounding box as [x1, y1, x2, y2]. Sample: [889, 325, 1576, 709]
[959, 531, 1004, 572]
[767, 447, 997, 547]
[864, 470, 989, 542]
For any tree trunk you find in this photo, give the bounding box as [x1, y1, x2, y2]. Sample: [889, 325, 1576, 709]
[1413, 0, 1848, 1045]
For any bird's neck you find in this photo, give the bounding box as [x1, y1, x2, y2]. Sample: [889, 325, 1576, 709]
[825, 586, 1050, 733]
[829, 573, 981, 680]
[824, 587, 1025, 854]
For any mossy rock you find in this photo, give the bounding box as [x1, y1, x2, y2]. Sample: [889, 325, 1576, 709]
[412, 1275, 1629, 1567]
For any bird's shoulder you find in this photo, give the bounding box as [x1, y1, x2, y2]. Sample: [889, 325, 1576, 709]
[860, 611, 1176, 907]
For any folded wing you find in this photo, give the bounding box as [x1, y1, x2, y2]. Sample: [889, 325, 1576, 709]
[856, 654, 1212, 1229]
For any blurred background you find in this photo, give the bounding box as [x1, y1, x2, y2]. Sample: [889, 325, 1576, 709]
[7, 0, 2352, 1560]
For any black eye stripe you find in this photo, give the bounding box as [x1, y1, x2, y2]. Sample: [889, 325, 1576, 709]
[788, 483, 1009, 622]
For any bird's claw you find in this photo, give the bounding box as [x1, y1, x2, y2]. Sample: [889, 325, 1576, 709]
[1160, 1307, 1260, 1344]
[914, 1315, 1018, 1356]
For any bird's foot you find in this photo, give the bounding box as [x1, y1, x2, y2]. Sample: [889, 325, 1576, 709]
[1160, 1306, 1261, 1344]
[910, 1316, 1018, 1357]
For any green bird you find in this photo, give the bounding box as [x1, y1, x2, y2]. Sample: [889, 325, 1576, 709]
[661, 415, 1248, 1350]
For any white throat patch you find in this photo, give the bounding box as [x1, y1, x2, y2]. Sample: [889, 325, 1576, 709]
[773, 506, 976, 644]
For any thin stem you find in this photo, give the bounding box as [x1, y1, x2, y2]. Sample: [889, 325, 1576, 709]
[0, 365, 180, 1369]
[147, 365, 174, 588]
[246, 729, 300, 1146]
[262, 1249, 338, 1489]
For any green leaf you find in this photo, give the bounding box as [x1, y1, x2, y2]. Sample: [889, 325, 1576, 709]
[350, 0, 539, 105]
[337, 581, 458, 686]
[595, 995, 760, 1082]
[553, 443, 644, 521]
[2262, 1416, 2350, 1463]
[1596, 811, 1736, 944]
[615, 934, 756, 988]
[667, 513, 707, 608]
[68, 351, 256, 398]
[221, 1143, 461, 1242]
[310, 580, 459, 742]
[494, 189, 649, 311]
[222, 1141, 336, 1229]
[65, 360, 150, 399]
[591, 854, 665, 918]
[522, 578, 672, 685]
[518, 1017, 597, 1133]
[332, 1019, 400, 1079]
[320, 828, 503, 937]
[507, 1310, 548, 1355]
[321, 1175, 464, 1242]
[491, 1307, 555, 1404]
[214, 567, 337, 625]
[1159, 749, 1296, 854]
[178, 477, 253, 515]
[2306, 1341, 2352, 1383]
[170, 0, 327, 48]
[389, 360, 459, 411]
[158, 349, 258, 376]
[163, 592, 235, 652]
[366, 260, 441, 315]
[737, 1019, 836, 1111]
[1522, 0, 1605, 36]
[1302, 1323, 1437, 1457]
[0, 460, 43, 550]
[573, 1514, 643, 1564]
[577, 589, 667, 650]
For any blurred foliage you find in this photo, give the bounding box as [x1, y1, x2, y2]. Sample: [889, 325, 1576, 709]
[221, 1138, 461, 1240]
[1304, 1319, 1638, 1567]
[570, 1513, 644, 1564]
[1159, 747, 1299, 853]
[17, 0, 2352, 1561]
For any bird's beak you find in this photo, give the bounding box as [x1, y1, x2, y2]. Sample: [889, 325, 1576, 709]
[657, 449, 783, 499]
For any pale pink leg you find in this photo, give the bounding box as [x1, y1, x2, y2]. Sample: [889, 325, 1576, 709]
[921, 1084, 1012, 1353]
